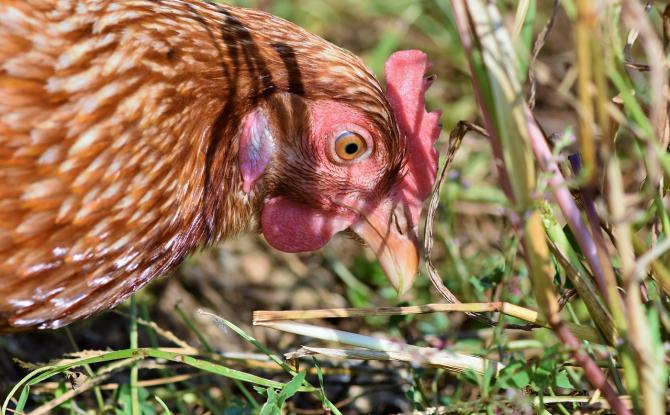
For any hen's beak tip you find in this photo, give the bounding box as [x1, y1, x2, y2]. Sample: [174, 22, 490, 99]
[371, 230, 419, 296]
[384, 245, 419, 297]
[350, 202, 421, 296]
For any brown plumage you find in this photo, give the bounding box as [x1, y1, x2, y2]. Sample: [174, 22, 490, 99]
[0, 0, 440, 331]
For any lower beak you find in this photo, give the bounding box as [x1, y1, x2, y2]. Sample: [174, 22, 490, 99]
[350, 200, 420, 295]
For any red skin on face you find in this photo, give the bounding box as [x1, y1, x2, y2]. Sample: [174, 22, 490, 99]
[260, 51, 441, 255]
[260, 100, 382, 252]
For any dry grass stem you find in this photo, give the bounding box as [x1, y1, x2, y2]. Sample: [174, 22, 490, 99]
[253, 302, 600, 342]
[256, 320, 503, 376]
[254, 302, 539, 323]
[285, 346, 502, 376]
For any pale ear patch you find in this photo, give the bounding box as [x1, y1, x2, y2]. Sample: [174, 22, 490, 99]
[239, 108, 275, 194]
[261, 196, 358, 252]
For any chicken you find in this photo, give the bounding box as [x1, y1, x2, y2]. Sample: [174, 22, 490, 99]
[0, 0, 440, 331]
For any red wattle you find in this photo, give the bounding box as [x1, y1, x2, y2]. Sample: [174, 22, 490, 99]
[260, 196, 357, 253]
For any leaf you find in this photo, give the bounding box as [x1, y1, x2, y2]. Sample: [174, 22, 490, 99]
[259, 372, 306, 415]
[312, 357, 327, 409]
[495, 360, 531, 389]
[555, 370, 574, 390]
[276, 372, 306, 404]
[259, 389, 280, 415]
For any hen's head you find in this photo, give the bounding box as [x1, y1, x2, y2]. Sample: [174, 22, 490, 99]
[239, 50, 440, 294]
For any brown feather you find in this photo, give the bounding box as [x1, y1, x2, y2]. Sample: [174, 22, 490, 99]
[0, 0, 400, 331]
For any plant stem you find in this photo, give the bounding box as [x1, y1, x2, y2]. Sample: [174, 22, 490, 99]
[130, 296, 140, 415]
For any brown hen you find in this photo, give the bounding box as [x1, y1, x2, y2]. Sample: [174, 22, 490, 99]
[0, 0, 440, 331]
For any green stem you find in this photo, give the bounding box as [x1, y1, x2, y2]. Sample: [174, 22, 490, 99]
[130, 296, 140, 415]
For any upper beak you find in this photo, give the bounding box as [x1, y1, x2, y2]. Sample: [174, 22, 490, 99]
[350, 199, 420, 295]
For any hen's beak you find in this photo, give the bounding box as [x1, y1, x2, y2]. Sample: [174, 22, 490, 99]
[350, 200, 420, 295]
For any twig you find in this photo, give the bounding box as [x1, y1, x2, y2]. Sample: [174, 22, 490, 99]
[423, 121, 495, 326]
[255, 302, 540, 323]
[254, 302, 601, 343]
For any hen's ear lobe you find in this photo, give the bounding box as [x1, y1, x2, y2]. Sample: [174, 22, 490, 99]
[239, 108, 276, 194]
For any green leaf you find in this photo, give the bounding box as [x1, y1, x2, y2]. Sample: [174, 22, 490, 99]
[555, 370, 574, 390]
[276, 372, 306, 405]
[312, 357, 327, 408]
[495, 360, 531, 389]
[259, 372, 306, 415]
[259, 389, 280, 415]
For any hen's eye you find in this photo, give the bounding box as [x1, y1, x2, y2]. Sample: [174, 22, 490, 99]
[334, 131, 367, 161]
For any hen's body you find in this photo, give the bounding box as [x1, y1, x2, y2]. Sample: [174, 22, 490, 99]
[0, 0, 394, 330]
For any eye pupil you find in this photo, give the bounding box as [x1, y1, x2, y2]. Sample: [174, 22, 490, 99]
[344, 143, 359, 154]
[334, 131, 368, 161]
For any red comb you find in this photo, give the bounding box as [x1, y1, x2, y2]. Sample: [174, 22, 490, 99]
[384, 50, 441, 227]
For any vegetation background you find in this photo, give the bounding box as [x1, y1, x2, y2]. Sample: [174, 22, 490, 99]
[2, 0, 669, 414]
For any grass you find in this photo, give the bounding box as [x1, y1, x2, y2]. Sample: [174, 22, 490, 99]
[2, 0, 670, 413]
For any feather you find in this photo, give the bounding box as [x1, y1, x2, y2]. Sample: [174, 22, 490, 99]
[0, 0, 437, 331]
